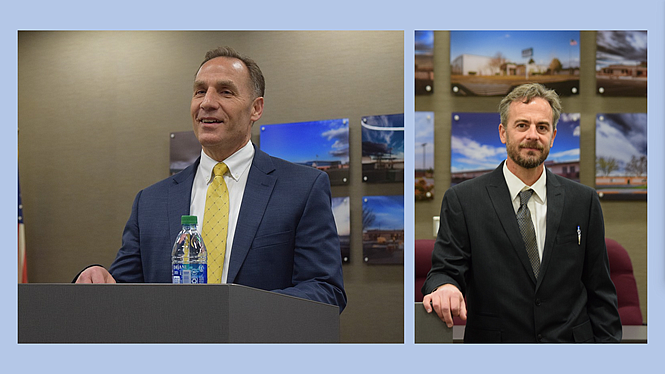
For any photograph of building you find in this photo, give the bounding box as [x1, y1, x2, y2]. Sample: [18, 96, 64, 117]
[260, 118, 350, 185]
[450, 31, 580, 96]
[596, 30, 647, 96]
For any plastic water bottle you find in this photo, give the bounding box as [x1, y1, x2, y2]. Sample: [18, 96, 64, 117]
[172, 215, 207, 284]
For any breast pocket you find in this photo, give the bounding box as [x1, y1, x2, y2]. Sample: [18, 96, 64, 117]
[555, 232, 578, 246]
[552, 231, 585, 274]
[251, 230, 293, 249]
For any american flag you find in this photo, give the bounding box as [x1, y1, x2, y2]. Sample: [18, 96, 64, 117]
[18, 178, 27, 283]
[570, 39, 578, 46]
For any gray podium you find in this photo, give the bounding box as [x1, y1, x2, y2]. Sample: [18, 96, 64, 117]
[19, 283, 339, 343]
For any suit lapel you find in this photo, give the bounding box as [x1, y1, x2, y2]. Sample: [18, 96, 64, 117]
[226, 147, 276, 283]
[485, 164, 538, 284]
[536, 170, 564, 290]
[167, 159, 198, 246]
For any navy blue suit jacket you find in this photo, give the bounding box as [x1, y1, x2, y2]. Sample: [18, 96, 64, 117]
[109, 146, 346, 312]
[423, 164, 621, 342]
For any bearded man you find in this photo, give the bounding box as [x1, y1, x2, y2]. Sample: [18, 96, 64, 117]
[421, 83, 621, 343]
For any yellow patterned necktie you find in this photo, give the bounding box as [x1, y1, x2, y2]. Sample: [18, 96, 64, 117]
[202, 162, 229, 283]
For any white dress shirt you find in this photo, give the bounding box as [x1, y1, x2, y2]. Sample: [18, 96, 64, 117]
[503, 161, 547, 260]
[190, 140, 254, 283]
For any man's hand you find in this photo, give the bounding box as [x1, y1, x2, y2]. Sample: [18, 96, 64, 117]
[422, 284, 467, 328]
[75, 266, 116, 284]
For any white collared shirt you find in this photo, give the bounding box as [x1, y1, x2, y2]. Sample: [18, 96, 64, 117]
[190, 140, 254, 283]
[502, 161, 547, 260]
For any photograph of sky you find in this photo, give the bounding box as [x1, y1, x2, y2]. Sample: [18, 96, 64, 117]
[260, 118, 350, 185]
[450, 112, 580, 173]
[596, 113, 647, 177]
[260, 118, 349, 165]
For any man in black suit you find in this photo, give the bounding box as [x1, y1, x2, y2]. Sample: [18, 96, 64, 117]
[422, 83, 621, 342]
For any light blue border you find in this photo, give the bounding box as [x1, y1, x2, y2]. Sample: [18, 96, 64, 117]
[4, 1, 663, 373]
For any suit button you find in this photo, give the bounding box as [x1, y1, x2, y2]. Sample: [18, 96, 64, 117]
[535, 299, 541, 306]
[537, 334, 543, 342]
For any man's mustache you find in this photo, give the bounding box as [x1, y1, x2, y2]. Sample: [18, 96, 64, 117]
[519, 141, 544, 150]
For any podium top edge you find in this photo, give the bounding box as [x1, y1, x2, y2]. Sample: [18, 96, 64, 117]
[18, 283, 339, 311]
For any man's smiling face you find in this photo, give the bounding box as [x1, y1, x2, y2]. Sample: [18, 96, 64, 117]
[499, 96, 557, 170]
[190, 56, 263, 161]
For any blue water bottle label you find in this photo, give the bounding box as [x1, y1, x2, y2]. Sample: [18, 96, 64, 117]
[191, 264, 207, 284]
[172, 263, 207, 284]
[172, 263, 181, 284]
[183, 269, 191, 283]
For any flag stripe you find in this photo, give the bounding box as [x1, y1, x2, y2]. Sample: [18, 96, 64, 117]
[19, 223, 27, 283]
[18, 177, 27, 283]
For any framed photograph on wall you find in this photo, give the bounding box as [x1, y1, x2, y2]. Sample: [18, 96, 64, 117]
[415, 30, 434, 95]
[595, 113, 647, 199]
[361, 113, 404, 183]
[332, 196, 351, 263]
[170, 131, 201, 175]
[450, 30, 580, 97]
[362, 195, 404, 265]
[596, 30, 647, 97]
[260, 118, 350, 185]
[415, 111, 434, 200]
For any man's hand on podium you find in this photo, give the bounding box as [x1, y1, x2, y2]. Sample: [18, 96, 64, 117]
[75, 266, 117, 284]
[422, 284, 467, 328]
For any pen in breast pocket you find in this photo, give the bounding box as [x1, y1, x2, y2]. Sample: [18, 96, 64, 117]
[577, 226, 581, 245]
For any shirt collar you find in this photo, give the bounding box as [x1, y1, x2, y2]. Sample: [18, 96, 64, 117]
[502, 160, 547, 204]
[200, 140, 255, 185]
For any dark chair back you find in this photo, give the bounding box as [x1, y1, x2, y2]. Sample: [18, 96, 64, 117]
[606, 238, 643, 325]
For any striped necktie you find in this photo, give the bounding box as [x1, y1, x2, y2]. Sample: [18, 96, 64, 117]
[517, 189, 540, 278]
[202, 162, 229, 283]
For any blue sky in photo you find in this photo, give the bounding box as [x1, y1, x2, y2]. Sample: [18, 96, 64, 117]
[361, 113, 404, 160]
[596, 113, 647, 175]
[451, 30, 581, 69]
[451, 112, 580, 172]
[415, 30, 433, 54]
[362, 195, 404, 231]
[260, 118, 349, 164]
[550, 113, 581, 163]
[415, 111, 434, 170]
[596, 30, 647, 69]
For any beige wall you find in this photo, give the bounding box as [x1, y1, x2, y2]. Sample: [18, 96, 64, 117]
[415, 31, 647, 323]
[18, 31, 404, 342]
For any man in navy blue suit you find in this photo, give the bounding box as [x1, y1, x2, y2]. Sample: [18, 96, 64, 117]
[76, 47, 346, 312]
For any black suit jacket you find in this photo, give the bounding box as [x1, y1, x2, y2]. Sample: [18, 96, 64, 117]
[423, 163, 622, 342]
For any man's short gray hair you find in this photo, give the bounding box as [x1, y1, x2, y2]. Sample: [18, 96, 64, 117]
[498, 83, 562, 129]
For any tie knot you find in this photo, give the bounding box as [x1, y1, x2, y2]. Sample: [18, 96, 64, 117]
[212, 162, 228, 178]
[519, 189, 534, 206]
